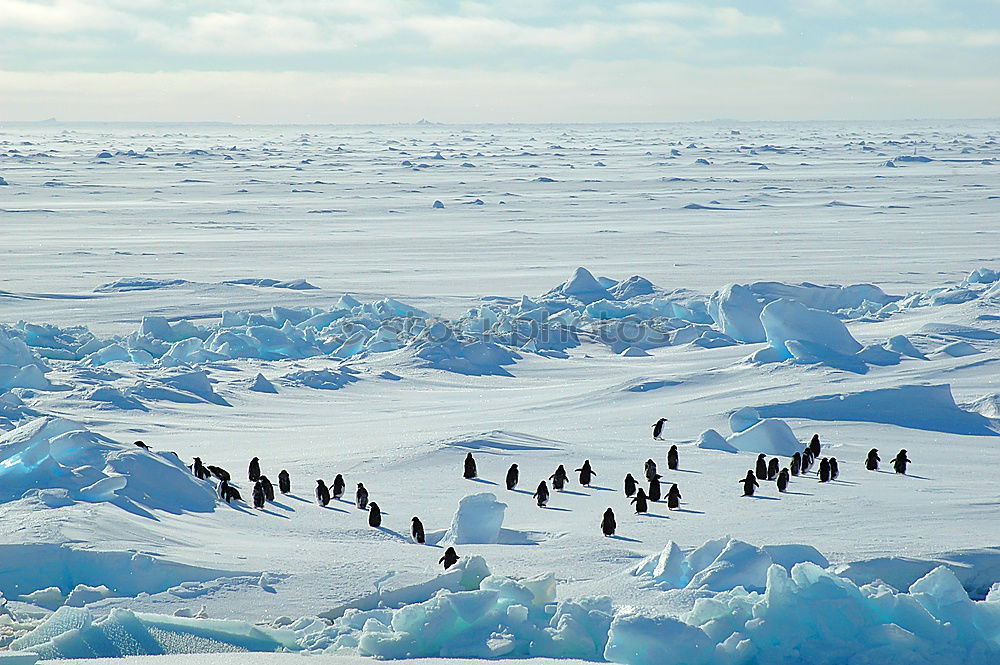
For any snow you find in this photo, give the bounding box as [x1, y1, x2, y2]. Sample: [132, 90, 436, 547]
[723, 418, 803, 456]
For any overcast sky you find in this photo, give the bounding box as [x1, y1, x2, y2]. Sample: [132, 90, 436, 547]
[1, 0, 998, 123]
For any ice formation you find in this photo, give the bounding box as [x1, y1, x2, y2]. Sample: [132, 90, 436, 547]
[441, 493, 508, 545]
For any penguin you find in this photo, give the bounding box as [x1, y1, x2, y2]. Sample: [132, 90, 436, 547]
[576, 460, 595, 487]
[411, 517, 425, 544]
[533, 481, 550, 507]
[192, 457, 211, 480]
[830, 458, 839, 480]
[463, 452, 477, 479]
[549, 465, 569, 491]
[740, 470, 759, 497]
[252, 481, 265, 509]
[755, 454, 768, 481]
[667, 445, 679, 471]
[652, 417, 667, 440]
[767, 457, 780, 481]
[368, 502, 382, 528]
[776, 468, 789, 493]
[790, 452, 801, 476]
[219, 480, 241, 504]
[259, 475, 275, 502]
[892, 449, 910, 474]
[818, 458, 831, 482]
[801, 449, 813, 473]
[332, 474, 345, 499]
[624, 473, 638, 497]
[809, 434, 821, 458]
[248, 457, 261, 482]
[278, 470, 290, 494]
[866, 449, 880, 471]
[505, 464, 519, 491]
[631, 487, 648, 513]
[315, 480, 331, 506]
[207, 465, 230, 482]
[356, 483, 369, 509]
[666, 483, 681, 510]
[601, 508, 616, 536]
[440, 547, 459, 570]
[644, 459, 657, 482]
[648, 474, 662, 502]
[134, 440, 151, 451]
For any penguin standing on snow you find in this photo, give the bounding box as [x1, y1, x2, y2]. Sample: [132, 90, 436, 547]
[411, 517, 425, 544]
[790, 452, 801, 476]
[830, 458, 840, 480]
[631, 488, 649, 513]
[818, 458, 831, 482]
[767, 457, 780, 481]
[533, 481, 550, 507]
[505, 464, 519, 490]
[463, 453, 477, 479]
[252, 481, 265, 509]
[315, 480, 331, 506]
[652, 418, 668, 440]
[332, 474, 345, 499]
[809, 434, 821, 458]
[601, 508, 616, 536]
[648, 474, 662, 502]
[755, 454, 768, 481]
[666, 483, 681, 510]
[550, 465, 569, 491]
[667, 445, 679, 471]
[440, 547, 459, 570]
[192, 457, 211, 480]
[866, 449, 880, 471]
[356, 483, 369, 509]
[368, 502, 382, 528]
[892, 450, 910, 474]
[776, 468, 789, 493]
[278, 470, 291, 494]
[248, 457, 261, 482]
[259, 475, 275, 502]
[208, 465, 231, 482]
[801, 449, 814, 473]
[134, 440, 151, 451]
[624, 473, 638, 497]
[644, 459, 657, 482]
[576, 460, 595, 487]
[219, 480, 240, 503]
[741, 470, 759, 497]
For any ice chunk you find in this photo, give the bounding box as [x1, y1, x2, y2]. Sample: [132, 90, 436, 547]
[441, 493, 507, 545]
[760, 298, 863, 359]
[605, 609, 716, 665]
[728, 406, 761, 433]
[708, 284, 765, 343]
[724, 418, 801, 456]
[696, 429, 736, 453]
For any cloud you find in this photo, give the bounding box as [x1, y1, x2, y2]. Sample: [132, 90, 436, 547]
[0, 0, 134, 33]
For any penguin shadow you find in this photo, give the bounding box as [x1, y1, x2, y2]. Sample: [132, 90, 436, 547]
[468, 478, 497, 486]
[608, 535, 642, 543]
[375, 526, 405, 540]
[321, 503, 350, 514]
[284, 494, 311, 503]
[510, 489, 534, 495]
[257, 507, 290, 519]
[673, 508, 705, 515]
[225, 502, 254, 514]
[638, 512, 669, 519]
[542, 506, 571, 512]
[670, 469, 702, 474]
[268, 500, 294, 512]
[830, 479, 860, 487]
[585, 485, 615, 492]
[746, 494, 779, 500]
[780, 490, 813, 496]
[557, 489, 588, 497]
[877, 470, 930, 480]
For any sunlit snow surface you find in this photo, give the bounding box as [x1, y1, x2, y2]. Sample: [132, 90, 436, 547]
[1, 121, 999, 663]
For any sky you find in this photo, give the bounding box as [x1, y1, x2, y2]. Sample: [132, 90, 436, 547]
[0, 0, 998, 123]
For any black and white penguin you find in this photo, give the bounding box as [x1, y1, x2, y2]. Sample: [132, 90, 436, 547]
[652, 417, 668, 440]
[258, 475, 274, 502]
[776, 468, 789, 493]
[218, 479, 233, 503]
[767, 457, 780, 481]
[601, 508, 616, 536]
[134, 440, 151, 450]
[411, 517, 425, 544]
[356, 483, 369, 509]
[505, 464, 519, 491]
[207, 465, 230, 482]
[440, 547, 459, 570]
[248, 457, 261, 482]
[865, 449, 880, 471]
[666, 483, 681, 510]
[624, 473, 638, 497]
[818, 458, 831, 482]
[576, 460, 595, 487]
[755, 454, 768, 481]
[316, 479, 331, 506]
[463, 453, 477, 479]
[550, 465, 569, 491]
[278, 470, 290, 494]
[252, 481, 265, 509]
[648, 474, 662, 502]
[332, 474, 345, 499]
[533, 481, 550, 507]
[790, 452, 801, 476]
[809, 434, 821, 458]
[631, 488, 648, 513]
[368, 502, 382, 528]
[830, 458, 839, 480]
[192, 457, 211, 480]
[892, 449, 910, 474]
[801, 449, 814, 473]
[667, 445, 679, 471]
[644, 459, 657, 482]
[741, 470, 759, 497]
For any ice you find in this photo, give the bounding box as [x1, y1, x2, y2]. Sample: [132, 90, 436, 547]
[248, 373, 278, 393]
[935, 340, 982, 357]
[724, 418, 802, 456]
[441, 493, 507, 545]
[759, 298, 863, 360]
[545, 267, 612, 304]
[708, 284, 765, 343]
[604, 609, 716, 665]
[696, 429, 737, 453]
[728, 406, 761, 433]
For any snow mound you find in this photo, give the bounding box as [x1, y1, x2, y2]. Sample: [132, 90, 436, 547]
[223, 278, 318, 290]
[546, 267, 612, 304]
[696, 429, 736, 453]
[249, 372, 278, 393]
[724, 417, 802, 456]
[759, 298, 863, 359]
[441, 493, 507, 545]
[0, 417, 218, 512]
[93, 278, 190, 292]
[728, 406, 760, 433]
[707, 284, 765, 343]
[441, 430, 564, 453]
[757, 384, 999, 436]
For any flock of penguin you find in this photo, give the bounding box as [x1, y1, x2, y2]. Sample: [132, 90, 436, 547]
[168, 418, 913, 571]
